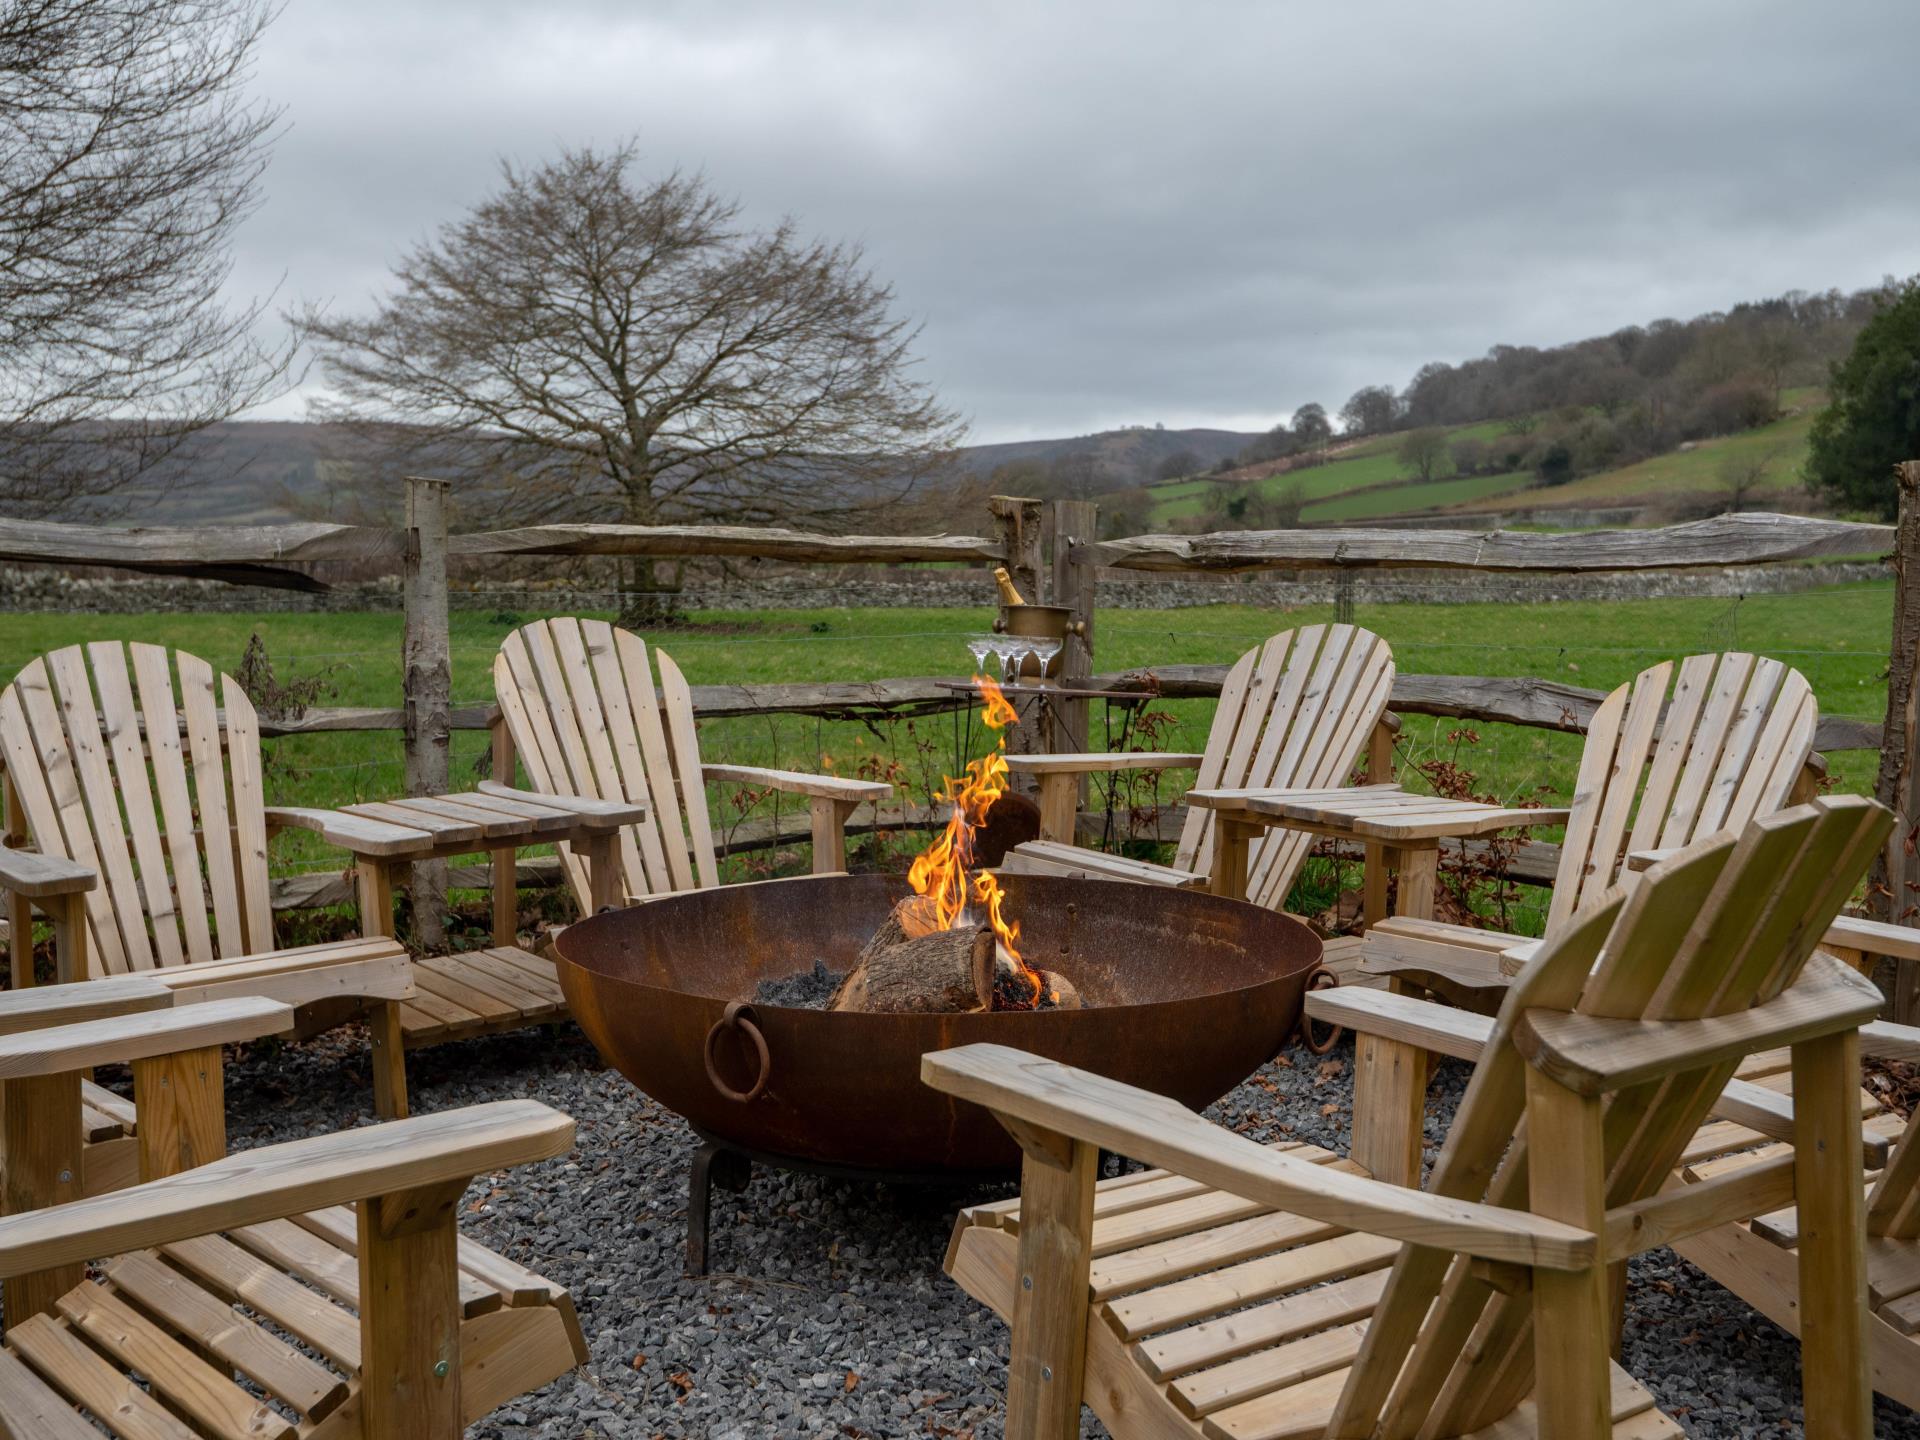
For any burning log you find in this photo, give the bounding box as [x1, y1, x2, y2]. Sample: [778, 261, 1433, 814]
[831, 902, 994, 1013]
[830, 895, 1081, 1015]
[831, 673, 1080, 1015]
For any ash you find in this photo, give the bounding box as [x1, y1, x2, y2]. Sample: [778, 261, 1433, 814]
[752, 959, 845, 1009]
[130, 1021, 1918, 1439]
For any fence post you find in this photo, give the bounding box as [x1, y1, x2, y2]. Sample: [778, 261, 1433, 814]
[989, 495, 1047, 781]
[1049, 500, 1099, 823]
[1872, 459, 1920, 1019]
[403, 476, 452, 953]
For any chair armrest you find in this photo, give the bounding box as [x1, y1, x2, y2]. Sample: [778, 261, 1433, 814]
[1709, 1075, 1889, 1167]
[1862, 1020, 1920, 1063]
[264, 806, 433, 858]
[922, 1043, 1595, 1270]
[1517, 953, 1885, 1096]
[0, 847, 96, 899]
[1003, 752, 1208, 776]
[1824, 913, 1920, 963]
[0, 996, 291, 1080]
[0, 974, 172, 1036]
[702, 764, 891, 802]
[1303, 986, 1492, 1062]
[1626, 848, 1678, 873]
[0, 1098, 575, 1282]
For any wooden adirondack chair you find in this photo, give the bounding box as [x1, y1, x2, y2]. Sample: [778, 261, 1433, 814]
[0, 988, 586, 1440]
[493, 617, 891, 907]
[1659, 1009, 1920, 1411]
[1001, 624, 1396, 913]
[928, 795, 1892, 1440]
[1363, 649, 1818, 1006]
[0, 641, 416, 1118]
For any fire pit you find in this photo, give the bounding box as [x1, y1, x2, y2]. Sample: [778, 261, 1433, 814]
[552, 870, 1322, 1269]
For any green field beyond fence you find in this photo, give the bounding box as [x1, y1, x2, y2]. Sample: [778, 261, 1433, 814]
[0, 581, 1891, 914]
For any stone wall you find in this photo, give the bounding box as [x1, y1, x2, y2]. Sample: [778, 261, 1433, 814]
[0, 557, 1890, 615]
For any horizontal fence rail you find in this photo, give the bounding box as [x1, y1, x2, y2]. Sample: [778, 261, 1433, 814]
[244, 668, 1881, 753]
[0, 510, 1891, 589]
[1085, 512, 1894, 574]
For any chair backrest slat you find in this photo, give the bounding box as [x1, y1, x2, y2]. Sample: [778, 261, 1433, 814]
[1547, 652, 1815, 932]
[656, 651, 720, 890]
[0, 644, 272, 974]
[613, 627, 700, 893]
[177, 651, 246, 960]
[1172, 646, 1261, 873]
[221, 671, 273, 955]
[87, 643, 185, 969]
[1331, 795, 1888, 1436]
[575, 621, 668, 894]
[1171, 625, 1394, 911]
[47, 646, 156, 973]
[495, 619, 720, 912]
[129, 645, 215, 964]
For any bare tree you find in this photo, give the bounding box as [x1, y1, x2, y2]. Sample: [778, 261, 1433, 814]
[1338, 385, 1397, 436]
[302, 143, 965, 617]
[1290, 402, 1332, 447]
[1716, 442, 1785, 514]
[1396, 426, 1451, 483]
[0, 0, 291, 515]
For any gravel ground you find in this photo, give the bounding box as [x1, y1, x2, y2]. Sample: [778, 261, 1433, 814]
[191, 1023, 1920, 1439]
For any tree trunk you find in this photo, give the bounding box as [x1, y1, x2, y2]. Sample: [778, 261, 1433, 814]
[616, 471, 679, 627]
[1870, 460, 1920, 1019]
[403, 476, 451, 952]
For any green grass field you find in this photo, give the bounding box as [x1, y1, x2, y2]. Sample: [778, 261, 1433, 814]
[1145, 391, 1827, 528]
[0, 582, 1889, 899]
[1145, 422, 1520, 525]
[1455, 398, 1821, 512]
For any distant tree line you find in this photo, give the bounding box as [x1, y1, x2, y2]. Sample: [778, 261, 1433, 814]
[1230, 285, 1888, 490]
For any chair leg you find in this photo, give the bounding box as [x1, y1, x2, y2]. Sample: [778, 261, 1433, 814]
[2, 1072, 83, 1324]
[357, 1181, 466, 1439]
[809, 798, 859, 874]
[1004, 1127, 1097, 1440]
[1793, 1029, 1873, 1440]
[371, 1000, 410, 1120]
[1349, 1033, 1426, 1187]
[1035, 775, 1077, 846]
[1525, 1066, 1611, 1440]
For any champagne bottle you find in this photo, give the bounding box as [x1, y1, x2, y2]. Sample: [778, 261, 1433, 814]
[992, 566, 1027, 607]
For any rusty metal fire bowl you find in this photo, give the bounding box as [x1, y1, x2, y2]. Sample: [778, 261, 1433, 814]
[552, 871, 1323, 1174]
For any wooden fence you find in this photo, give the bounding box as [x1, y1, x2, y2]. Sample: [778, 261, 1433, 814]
[0, 488, 1908, 935]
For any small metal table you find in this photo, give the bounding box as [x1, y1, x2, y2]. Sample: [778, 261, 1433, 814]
[1187, 784, 1569, 924]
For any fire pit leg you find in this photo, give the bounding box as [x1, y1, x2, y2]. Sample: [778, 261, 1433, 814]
[686, 1139, 753, 1277]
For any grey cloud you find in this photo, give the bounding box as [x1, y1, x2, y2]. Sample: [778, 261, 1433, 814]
[233, 0, 1920, 441]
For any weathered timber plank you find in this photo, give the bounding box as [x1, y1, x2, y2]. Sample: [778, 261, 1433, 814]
[235, 673, 1875, 750]
[1095, 666, 1875, 753]
[450, 523, 1004, 565]
[0, 517, 400, 589]
[1085, 512, 1893, 574]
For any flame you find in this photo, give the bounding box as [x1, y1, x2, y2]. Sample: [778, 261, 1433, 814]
[906, 673, 1045, 1007]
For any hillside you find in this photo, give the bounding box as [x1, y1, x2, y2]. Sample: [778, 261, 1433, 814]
[955, 424, 1259, 488]
[67, 419, 1267, 526]
[1143, 391, 1826, 529]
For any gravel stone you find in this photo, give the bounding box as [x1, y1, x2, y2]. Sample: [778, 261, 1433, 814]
[176, 1021, 1920, 1438]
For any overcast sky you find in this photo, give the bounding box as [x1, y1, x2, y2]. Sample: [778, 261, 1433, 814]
[236, 0, 1920, 443]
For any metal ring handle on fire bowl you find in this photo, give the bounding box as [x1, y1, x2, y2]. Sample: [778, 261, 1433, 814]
[1298, 966, 1343, 1055]
[704, 1002, 772, 1103]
